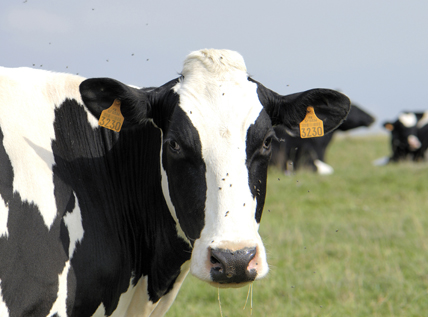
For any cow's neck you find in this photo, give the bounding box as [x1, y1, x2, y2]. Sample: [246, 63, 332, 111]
[53, 101, 191, 310]
[110, 123, 192, 302]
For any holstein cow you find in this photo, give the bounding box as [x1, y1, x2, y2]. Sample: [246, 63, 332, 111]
[271, 105, 374, 174]
[380, 111, 428, 163]
[0, 49, 350, 316]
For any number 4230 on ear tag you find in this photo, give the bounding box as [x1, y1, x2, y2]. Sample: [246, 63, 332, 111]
[98, 99, 124, 132]
[299, 106, 324, 138]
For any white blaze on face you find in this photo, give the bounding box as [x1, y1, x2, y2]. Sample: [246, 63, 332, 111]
[170, 49, 269, 282]
[398, 112, 417, 128]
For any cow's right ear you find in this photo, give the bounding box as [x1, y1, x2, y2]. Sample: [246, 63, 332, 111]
[250, 78, 351, 136]
[79, 78, 152, 129]
[383, 122, 394, 131]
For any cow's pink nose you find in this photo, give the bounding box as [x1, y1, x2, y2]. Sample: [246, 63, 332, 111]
[209, 247, 257, 284]
[408, 135, 421, 150]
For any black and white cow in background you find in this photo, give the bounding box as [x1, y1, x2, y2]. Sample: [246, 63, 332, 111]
[378, 111, 428, 164]
[0, 49, 350, 316]
[270, 105, 374, 174]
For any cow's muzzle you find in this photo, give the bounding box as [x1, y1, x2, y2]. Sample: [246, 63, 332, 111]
[209, 247, 258, 285]
[408, 135, 421, 151]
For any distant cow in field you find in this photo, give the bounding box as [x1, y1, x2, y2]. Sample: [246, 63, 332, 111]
[381, 111, 428, 163]
[0, 49, 350, 316]
[270, 104, 374, 174]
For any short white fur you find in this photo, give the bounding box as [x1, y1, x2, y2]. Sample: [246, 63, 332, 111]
[92, 262, 190, 317]
[0, 197, 8, 238]
[47, 261, 70, 317]
[398, 112, 417, 128]
[63, 192, 84, 258]
[0, 280, 9, 317]
[0, 67, 97, 229]
[47, 194, 85, 316]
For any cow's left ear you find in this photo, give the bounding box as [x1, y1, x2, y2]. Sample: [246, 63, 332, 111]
[250, 79, 351, 135]
[80, 78, 152, 129]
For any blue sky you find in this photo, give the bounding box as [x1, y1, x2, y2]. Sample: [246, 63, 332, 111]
[2, 0, 428, 134]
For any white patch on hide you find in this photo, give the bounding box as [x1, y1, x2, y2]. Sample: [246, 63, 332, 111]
[92, 277, 138, 317]
[0, 67, 98, 229]
[146, 261, 190, 317]
[63, 192, 84, 259]
[0, 196, 9, 238]
[47, 261, 70, 317]
[0, 280, 10, 317]
[91, 264, 190, 317]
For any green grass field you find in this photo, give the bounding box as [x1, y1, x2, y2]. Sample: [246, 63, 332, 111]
[167, 135, 428, 317]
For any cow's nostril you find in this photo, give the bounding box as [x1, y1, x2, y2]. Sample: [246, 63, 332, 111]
[210, 256, 219, 265]
[210, 254, 224, 272]
[209, 247, 257, 284]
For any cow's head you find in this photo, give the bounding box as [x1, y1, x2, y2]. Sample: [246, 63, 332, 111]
[384, 112, 422, 160]
[80, 49, 350, 288]
[338, 104, 375, 131]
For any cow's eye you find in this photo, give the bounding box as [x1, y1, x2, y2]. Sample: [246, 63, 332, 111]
[263, 136, 272, 150]
[169, 140, 181, 153]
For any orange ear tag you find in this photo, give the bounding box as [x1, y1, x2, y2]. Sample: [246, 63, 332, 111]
[299, 106, 324, 138]
[384, 123, 394, 131]
[98, 99, 124, 132]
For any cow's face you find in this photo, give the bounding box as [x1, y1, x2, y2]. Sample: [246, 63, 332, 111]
[338, 105, 374, 131]
[80, 48, 351, 288]
[385, 112, 421, 158]
[160, 50, 273, 286]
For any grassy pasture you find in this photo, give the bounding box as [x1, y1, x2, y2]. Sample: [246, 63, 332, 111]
[167, 134, 428, 317]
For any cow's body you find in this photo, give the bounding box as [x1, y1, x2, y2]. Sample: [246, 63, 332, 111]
[270, 105, 374, 174]
[382, 111, 428, 163]
[0, 49, 350, 316]
[0, 68, 188, 316]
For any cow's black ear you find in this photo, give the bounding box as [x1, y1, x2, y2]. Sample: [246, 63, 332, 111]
[80, 78, 151, 129]
[251, 78, 351, 135]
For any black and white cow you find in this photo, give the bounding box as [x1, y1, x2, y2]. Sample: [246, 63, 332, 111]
[0, 49, 350, 316]
[270, 105, 374, 174]
[380, 111, 428, 163]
